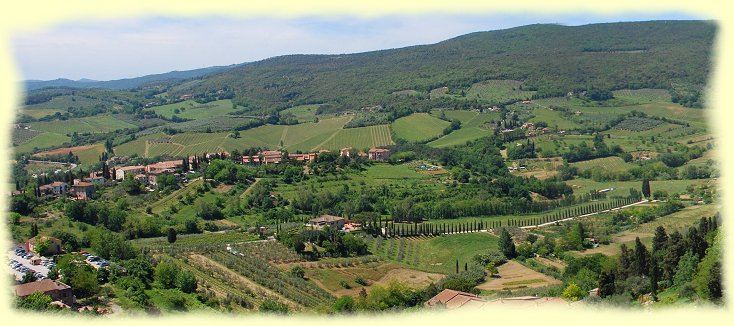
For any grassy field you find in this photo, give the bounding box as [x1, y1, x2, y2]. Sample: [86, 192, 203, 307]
[29, 115, 137, 135]
[427, 127, 492, 148]
[19, 108, 64, 119]
[413, 233, 499, 274]
[577, 204, 718, 256]
[565, 178, 710, 197]
[115, 117, 351, 157]
[464, 80, 536, 103]
[280, 105, 322, 123]
[14, 132, 71, 154]
[529, 107, 583, 130]
[611, 89, 673, 103]
[318, 124, 394, 151]
[570, 156, 635, 172]
[150, 100, 240, 119]
[392, 113, 449, 142]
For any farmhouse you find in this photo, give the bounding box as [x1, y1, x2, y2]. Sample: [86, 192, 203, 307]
[83, 172, 105, 185]
[425, 289, 487, 309]
[115, 165, 145, 181]
[25, 235, 62, 256]
[71, 182, 95, 200]
[339, 147, 352, 157]
[146, 160, 184, 173]
[15, 279, 74, 306]
[288, 153, 318, 162]
[39, 181, 68, 196]
[368, 148, 390, 161]
[147, 170, 174, 186]
[306, 215, 346, 230]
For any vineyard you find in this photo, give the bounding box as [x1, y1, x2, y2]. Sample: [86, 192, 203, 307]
[391, 113, 450, 142]
[230, 240, 304, 263]
[613, 117, 664, 131]
[428, 127, 492, 148]
[29, 115, 137, 135]
[11, 128, 43, 145]
[132, 231, 257, 251]
[207, 249, 335, 308]
[317, 124, 394, 151]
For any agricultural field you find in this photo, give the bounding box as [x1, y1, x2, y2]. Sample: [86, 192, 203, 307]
[565, 178, 710, 198]
[612, 117, 664, 131]
[392, 113, 450, 142]
[24, 161, 68, 175]
[18, 108, 64, 119]
[28, 115, 137, 135]
[143, 116, 258, 134]
[570, 156, 635, 173]
[11, 128, 43, 145]
[24, 94, 106, 111]
[464, 80, 536, 103]
[367, 233, 499, 275]
[528, 107, 583, 130]
[132, 231, 257, 251]
[317, 124, 394, 151]
[476, 260, 561, 292]
[14, 133, 71, 154]
[428, 127, 492, 148]
[149, 99, 240, 119]
[577, 204, 718, 256]
[280, 104, 323, 123]
[611, 88, 673, 103]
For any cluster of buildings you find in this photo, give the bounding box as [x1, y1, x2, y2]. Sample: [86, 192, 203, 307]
[520, 122, 552, 137]
[305, 214, 360, 232]
[240, 147, 392, 165]
[114, 159, 185, 186]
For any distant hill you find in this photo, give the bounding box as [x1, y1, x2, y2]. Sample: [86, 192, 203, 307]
[24, 64, 245, 91]
[170, 20, 714, 111]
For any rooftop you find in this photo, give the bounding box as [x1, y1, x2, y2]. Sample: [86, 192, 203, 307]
[15, 279, 70, 297]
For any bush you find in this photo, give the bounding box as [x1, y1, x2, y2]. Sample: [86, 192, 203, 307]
[340, 280, 351, 289]
[355, 276, 368, 286]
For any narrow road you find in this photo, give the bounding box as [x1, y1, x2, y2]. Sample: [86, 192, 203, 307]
[239, 177, 262, 199]
[521, 199, 651, 229]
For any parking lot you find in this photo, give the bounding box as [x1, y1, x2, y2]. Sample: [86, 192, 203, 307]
[7, 246, 54, 282]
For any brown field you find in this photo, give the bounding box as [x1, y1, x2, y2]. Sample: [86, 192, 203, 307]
[532, 256, 566, 272]
[515, 169, 559, 180]
[32, 144, 97, 157]
[476, 260, 561, 291]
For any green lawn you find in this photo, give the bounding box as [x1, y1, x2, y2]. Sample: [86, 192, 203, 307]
[392, 113, 450, 142]
[529, 107, 583, 130]
[565, 178, 709, 197]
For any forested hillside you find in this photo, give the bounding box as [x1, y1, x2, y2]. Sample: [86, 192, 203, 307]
[175, 20, 714, 112]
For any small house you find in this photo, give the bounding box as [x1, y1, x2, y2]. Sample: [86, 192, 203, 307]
[425, 289, 487, 309]
[15, 279, 74, 306]
[306, 215, 346, 230]
[39, 181, 68, 196]
[72, 182, 95, 200]
[115, 165, 145, 181]
[368, 148, 390, 161]
[25, 235, 62, 256]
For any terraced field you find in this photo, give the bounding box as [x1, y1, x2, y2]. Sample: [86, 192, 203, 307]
[14, 132, 71, 154]
[392, 113, 450, 142]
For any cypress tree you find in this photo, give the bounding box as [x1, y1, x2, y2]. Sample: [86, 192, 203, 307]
[642, 179, 651, 198]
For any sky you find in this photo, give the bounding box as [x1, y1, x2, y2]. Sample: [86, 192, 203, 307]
[12, 11, 704, 81]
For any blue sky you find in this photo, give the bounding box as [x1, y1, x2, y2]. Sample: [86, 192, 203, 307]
[12, 12, 704, 81]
